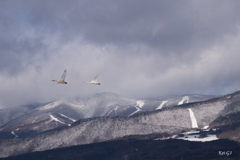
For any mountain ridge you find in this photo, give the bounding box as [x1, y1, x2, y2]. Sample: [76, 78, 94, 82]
[0, 90, 240, 157]
[0, 92, 215, 140]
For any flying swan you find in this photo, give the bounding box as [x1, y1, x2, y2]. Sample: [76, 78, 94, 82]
[52, 70, 67, 84]
[83, 74, 101, 85]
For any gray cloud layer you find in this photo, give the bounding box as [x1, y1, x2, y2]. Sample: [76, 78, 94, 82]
[1, 0, 240, 107]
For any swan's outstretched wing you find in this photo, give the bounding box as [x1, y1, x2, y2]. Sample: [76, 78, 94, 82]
[92, 74, 100, 82]
[60, 70, 67, 81]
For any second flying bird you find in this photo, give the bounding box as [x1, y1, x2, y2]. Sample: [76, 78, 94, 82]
[83, 74, 101, 85]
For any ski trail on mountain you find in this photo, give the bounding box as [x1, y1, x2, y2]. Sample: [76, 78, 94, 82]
[32, 117, 38, 123]
[59, 113, 76, 122]
[156, 101, 168, 110]
[50, 115, 65, 124]
[129, 100, 144, 116]
[11, 131, 18, 139]
[178, 96, 189, 105]
[188, 108, 198, 128]
[129, 107, 140, 117]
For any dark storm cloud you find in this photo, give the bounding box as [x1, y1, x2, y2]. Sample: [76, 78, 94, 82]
[1, 0, 240, 56]
[20, 0, 240, 53]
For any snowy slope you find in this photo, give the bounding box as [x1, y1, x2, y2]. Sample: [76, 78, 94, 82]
[140, 94, 217, 111]
[188, 108, 198, 128]
[0, 90, 240, 158]
[0, 107, 30, 127]
[0, 92, 216, 140]
[0, 92, 137, 139]
[0, 102, 48, 127]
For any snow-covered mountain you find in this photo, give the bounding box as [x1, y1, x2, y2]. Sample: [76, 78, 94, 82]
[0, 92, 215, 140]
[1, 91, 240, 158]
[0, 102, 46, 127]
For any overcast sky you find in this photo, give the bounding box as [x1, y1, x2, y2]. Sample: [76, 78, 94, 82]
[1, 0, 240, 107]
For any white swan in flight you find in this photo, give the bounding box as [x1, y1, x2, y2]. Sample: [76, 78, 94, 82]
[83, 74, 101, 85]
[52, 70, 67, 84]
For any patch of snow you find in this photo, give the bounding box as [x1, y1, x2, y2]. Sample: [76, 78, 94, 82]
[178, 96, 189, 105]
[107, 106, 119, 116]
[50, 115, 65, 124]
[11, 131, 18, 138]
[212, 128, 219, 131]
[128, 107, 141, 117]
[183, 130, 200, 135]
[107, 110, 114, 116]
[226, 95, 231, 99]
[188, 108, 198, 128]
[32, 117, 38, 124]
[155, 137, 170, 140]
[171, 135, 178, 139]
[156, 132, 218, 142]
[177, 134, 218, 142]
[155, 134, 177, 140]
[203, 125, 209, 129]
[136, 100, 144, 108]
[59, 113, 76, 122]
[156, 101, 168, 110]
[45, 119, 53, 124]
[15, 128, 20, 131]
